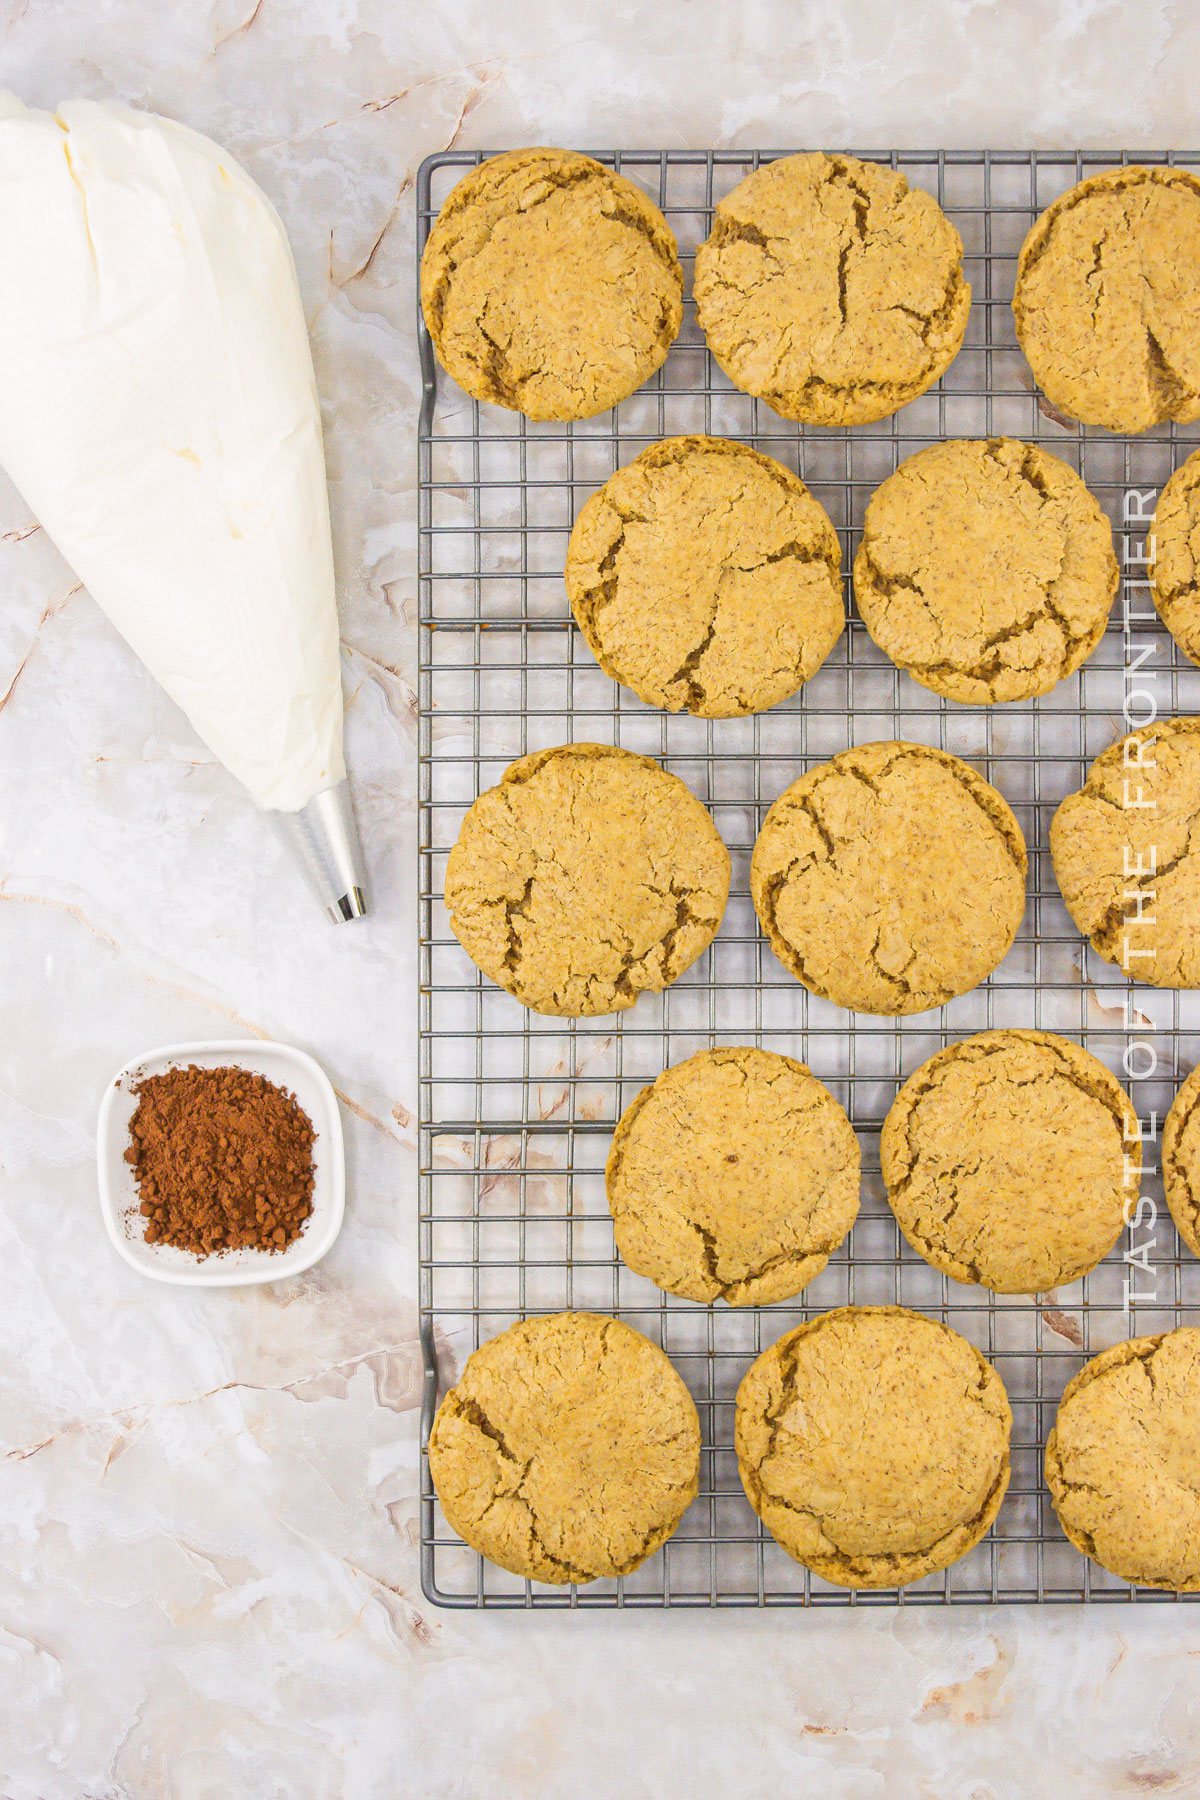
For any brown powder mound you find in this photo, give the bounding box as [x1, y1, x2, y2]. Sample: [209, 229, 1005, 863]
[125, 1064, 316, 1256]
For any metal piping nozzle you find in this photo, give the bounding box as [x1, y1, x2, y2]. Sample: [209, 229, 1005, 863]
[273, 780, 368, 922]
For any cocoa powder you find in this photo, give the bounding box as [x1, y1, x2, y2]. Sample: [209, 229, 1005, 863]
[124, 1064, 316, 1256]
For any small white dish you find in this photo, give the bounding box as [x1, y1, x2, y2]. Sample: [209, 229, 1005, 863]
[97, 1038, 345, 1287]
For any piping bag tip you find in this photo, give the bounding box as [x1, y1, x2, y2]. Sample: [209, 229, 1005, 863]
[272, 780, 369, 924]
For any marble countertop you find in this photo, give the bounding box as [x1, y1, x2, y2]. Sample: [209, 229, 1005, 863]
[4, 1, 1200, 1795]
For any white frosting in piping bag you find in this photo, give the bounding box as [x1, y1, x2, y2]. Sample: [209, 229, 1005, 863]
[0, 96, 345, 813]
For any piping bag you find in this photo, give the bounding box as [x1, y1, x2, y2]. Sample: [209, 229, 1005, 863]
[0, 97, 366, 921]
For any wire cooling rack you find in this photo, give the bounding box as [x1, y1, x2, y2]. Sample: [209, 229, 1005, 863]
[417, 148, 1200, 1607]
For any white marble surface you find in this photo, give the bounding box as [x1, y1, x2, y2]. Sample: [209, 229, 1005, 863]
[4, 2, 1200, 1795]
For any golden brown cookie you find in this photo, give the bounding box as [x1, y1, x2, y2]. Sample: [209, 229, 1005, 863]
[693, 152, 969, 427]
[429, 1312, 700, 1584]
[1162, 1063, 1200, 1257]
[444, 743, 730, 1017]
[735, 1307, 1011, 1589]
[1151, 449, 1200, 664]
[565, 437, 844, 717]
[854, 439, 1118, 704]
[882, 1031, 1140, 1293]
[606, 1046, 860, 1306]
[750, 742, 1027, 1016]
[1050, 716, 1200, 987]
[1046, 1329, 1200, 1590]
[1013, 166, 1200, 433]
[420, 149, 683, 421]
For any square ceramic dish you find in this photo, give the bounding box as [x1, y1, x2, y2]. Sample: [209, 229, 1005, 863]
[97, 1038, 345, 1287]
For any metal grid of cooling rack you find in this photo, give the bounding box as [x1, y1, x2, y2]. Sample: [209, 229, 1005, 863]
[417, 147, 1200, 1608]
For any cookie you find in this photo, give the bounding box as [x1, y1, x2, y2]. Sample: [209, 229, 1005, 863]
[606, 1046, 860, 1307]
[1151, 449, 1200, 664]
[1050, 716, 1200, 987]
[1046, 1329, 1200, 1590]
[750, 741, 1027, 1016]
[1162, 1063, 1200, 1257]
[420, 149, 683, 421]
[1013, 166, 1200, 433]
[444, 743, 730, 1017]
[693, 152, 969, 427]
[735, 1307, 1011, 1589]
[853, 439, 1118, 704]
[882, 1031, 1139, 1293]
[429, 1312, 700, 1584]
[565, 437, 843, 717]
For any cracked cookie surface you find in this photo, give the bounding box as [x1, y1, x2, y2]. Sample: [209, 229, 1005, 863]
[444, 743, 730, 1017]
[750, 741, 1027, 1016]
[854, 439, 1118, 704]
[693, 152, 970, 427]
[606, 1046, 860, 1307]
[735, 1306, 1011, 1589]
[882, 1030, 1139, 1293]
[1151, 448, 1200, 664]
[420, 148, 683, 421]
[1162, 1064, 1200, 1257]
[1013, 166, 1200, 433]
[1046, 1329, 1200, 1590]
[429, 1312, 701, 1584]
[566, 436, 843, 717]
[1050, 716, 1200, 987]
